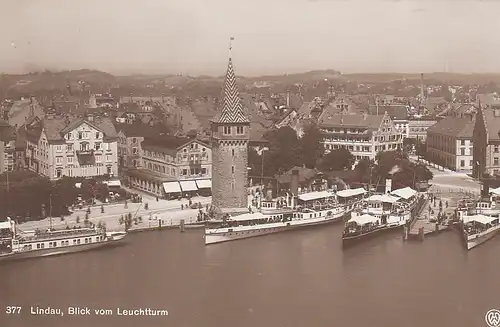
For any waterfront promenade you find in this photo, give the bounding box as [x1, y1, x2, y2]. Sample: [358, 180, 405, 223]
[17, 196, 212, 232]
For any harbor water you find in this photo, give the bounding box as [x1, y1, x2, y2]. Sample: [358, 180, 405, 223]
[1, 224, 499, 327]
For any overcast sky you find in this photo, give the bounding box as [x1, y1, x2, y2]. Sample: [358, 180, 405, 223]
[1, 0, 499, 76]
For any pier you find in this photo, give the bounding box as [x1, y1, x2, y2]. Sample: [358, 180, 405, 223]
[406, 189, 460, 241]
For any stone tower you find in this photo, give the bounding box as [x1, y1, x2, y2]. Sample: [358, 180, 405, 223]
[211, 56, 250, 212]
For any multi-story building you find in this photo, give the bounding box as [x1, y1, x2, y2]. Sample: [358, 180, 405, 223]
[319, 112, 404, 161]
[25, 114, 118, 180]
[126, 137, 212, 198]
[368, 105, 409, 137]
[473, 106, 500, 177]
[114, 123, 166, 170]
[426, 116, 474, 172]
[408, 118, 437, 141]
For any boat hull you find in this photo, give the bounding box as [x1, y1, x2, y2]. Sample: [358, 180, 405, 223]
[205, 213, 345, 245]
[342, 224, 403, 248]
[462, 224, 500, 250]
[0, 237, 126, 262]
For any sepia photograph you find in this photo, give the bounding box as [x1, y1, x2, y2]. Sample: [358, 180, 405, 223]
[1, 0, 500, 326]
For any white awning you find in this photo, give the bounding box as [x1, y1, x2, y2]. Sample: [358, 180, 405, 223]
[105, 180, 121, 187]
[463, 214, 497, 225]
[337, 187, 366, 198]
[349, 214, 379, 225]
[490, 187, 500, 196]
[195, 179, 211, 189]
[0, 221, 11, 230]
[391, 187, 417, 200]
[367, 194, 400, 203]
[298, 191, 333, 202]
[163, 181, 182, 193]
[179, 180, 198, 192]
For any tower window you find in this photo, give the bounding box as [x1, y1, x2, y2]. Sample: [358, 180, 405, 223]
[223, 126, 231, 135]
[232, 166, 235, 173]
[236, 126, 244, 135]
[232, 183, 235, 190]
[232, 149, 235, 157]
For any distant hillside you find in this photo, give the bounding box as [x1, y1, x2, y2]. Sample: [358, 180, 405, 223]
[343, 72, 500, 85]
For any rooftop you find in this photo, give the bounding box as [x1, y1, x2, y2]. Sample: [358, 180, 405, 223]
[319, 113, 384, 129]
[426, 116, 474, 138]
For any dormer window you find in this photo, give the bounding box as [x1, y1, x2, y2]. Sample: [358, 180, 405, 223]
[67, 133, 72, 140]
[223, 126, 231, 135]
[95, 132, 100, 139]
[236, 126, 244, 135]
[78, 132, 83, 140]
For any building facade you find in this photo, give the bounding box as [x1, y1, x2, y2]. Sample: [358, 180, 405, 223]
[25, 115, 118, 180]
[426, 116, 474, 172]
[211, 57, 250, 211]
[408, 119, 437, 141]
[319, 112, 404, 161]
[117, 131, 144, 169]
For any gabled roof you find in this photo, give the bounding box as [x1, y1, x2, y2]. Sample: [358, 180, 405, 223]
[426, 116, 474, 138]
[114, 122, 166, 138]
[482, 108, 500, 141]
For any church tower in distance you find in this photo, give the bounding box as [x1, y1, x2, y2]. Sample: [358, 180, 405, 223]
[211, 56, 250, 212]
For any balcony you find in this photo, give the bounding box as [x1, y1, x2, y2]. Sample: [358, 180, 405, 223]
[76, 149, 94, 156]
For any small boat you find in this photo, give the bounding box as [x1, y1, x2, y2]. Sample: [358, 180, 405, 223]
[342, 192, 414, 247]
[205, 189, 364, 245]
[0, 218, 127, 262]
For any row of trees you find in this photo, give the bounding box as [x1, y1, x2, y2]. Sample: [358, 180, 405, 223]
[249, 125, 433, 189]
[0, 171, 123, 222]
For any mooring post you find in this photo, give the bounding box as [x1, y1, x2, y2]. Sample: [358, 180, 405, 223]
[435, 223, 439, 233]
[180, 219, 185, 232]
[403, 226, 408, 241]
[418, 227, 425, 242]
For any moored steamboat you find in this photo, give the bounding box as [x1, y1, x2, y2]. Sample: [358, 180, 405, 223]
[0, 218, 127, 261]
[205, 186, 366, 245]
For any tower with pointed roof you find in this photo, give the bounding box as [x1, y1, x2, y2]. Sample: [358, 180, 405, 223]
[211, 55, 250, 212]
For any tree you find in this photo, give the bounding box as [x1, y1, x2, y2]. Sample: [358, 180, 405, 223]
[317, 148, 355, 172]
[299, 123, 324, 168]
[416, 141, 427, 158]
[354, 158, 375, 183]
[262, 127, 302, 176]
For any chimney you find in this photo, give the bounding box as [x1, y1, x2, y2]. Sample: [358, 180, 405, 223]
[340, 116, 344, 125]
[286, 90, 290, 108]
[481, 180, 490, 198]
[363, 112, 368, 120]
[376, 96, 379, 115]
[161, 93, 165, 103]
[385, 179, 392, 193]
[420, 73, 425, 106]
[129, 93, 133, 102]
[150, 93, 153, 102]
[86, 114, 94, 122]
[291, 169, 299, 207]
[266, 181, 273, 201]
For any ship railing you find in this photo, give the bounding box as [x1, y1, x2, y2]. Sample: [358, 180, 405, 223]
[18, 229, 101, 242]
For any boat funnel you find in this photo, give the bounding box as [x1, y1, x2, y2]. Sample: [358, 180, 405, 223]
[385, 179, 392, 194]
[481, 180, 490, 198]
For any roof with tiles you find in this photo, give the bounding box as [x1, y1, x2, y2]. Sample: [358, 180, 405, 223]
[367, 105, 408, 120]
[319, 113, 385, 129]
[212, 57, 250, 124]
[426, 116, 474, 138]
[114, 122, 166, 138]
[27, 115, 118, 143]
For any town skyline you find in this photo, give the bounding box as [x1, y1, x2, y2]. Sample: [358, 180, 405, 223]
[2, 0, 500, 76]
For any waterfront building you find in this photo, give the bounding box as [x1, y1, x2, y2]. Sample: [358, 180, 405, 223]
[426, 116, 474, 172]
[319, 112, 404, 161]
[126, 137, 212, 198]
[473, 105, 500, 178]
[25, 114, 118, 180]
[210, 55, 250, 212]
